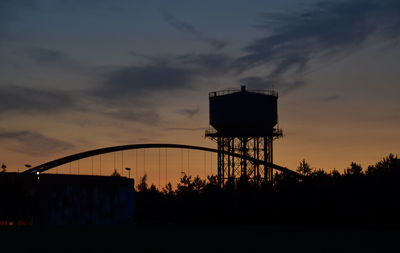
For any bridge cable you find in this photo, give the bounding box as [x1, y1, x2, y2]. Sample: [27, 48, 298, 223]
[187, 150, 190, 176]
[210, 153, 212, 176]
[204, 151, 206, 179]
[121, 151, 124, 176]
[143, 149, 146, 175]
[114, 152, 116, 173]
[181, 149, 183, 174]
[135, 150, 138, 186]
[158, 148, 161, 188]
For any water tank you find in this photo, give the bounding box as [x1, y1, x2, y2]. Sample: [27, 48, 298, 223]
[209, 86, 278, 136]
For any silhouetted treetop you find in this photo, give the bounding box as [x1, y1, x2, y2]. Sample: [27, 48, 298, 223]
[1, 163, 6, 173]
[344, 162, 363, 176]
[137, 174, 149, 192]
[297, 159, 312, 176]
[367, 153, 399, 176]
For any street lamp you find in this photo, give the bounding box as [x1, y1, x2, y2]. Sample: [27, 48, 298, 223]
[125, 167, 131, 178]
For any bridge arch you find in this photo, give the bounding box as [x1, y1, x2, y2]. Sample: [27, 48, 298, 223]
[22, 143, 300, 177]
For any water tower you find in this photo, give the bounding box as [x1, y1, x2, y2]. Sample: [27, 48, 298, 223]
[205, 85, 282, 186]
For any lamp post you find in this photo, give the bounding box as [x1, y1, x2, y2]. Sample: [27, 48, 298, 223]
[125, 167, 131, 178]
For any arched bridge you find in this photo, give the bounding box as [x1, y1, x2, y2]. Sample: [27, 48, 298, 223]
[22, 143, 300, 177]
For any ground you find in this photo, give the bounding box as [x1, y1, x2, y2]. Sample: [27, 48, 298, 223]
[1, 224, 399, 252]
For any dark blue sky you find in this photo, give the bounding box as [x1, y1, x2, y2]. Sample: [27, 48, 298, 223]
[1, 0, 399, 178]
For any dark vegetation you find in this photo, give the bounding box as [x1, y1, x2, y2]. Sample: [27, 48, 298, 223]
[135, 154, 400, 227]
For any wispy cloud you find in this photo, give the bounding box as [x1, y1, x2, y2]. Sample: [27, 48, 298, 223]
[23, 48, 76, 67]
[0, 85, 76, 115]
[321, 95, 341, 102]
[175, 53, 232, 74]
[22, 47, 93, 75]
[177, 106, 199, 118]
[95, 52, 233, 101]
[165, 127, 205, 131]
[238, 76, 306, 95]
[97, 63, 194, 99]
[160, 9, 228, 50]
[236, 0, 400, 93]
[102, 108, 160, 125]
[0, 130, 74, 156]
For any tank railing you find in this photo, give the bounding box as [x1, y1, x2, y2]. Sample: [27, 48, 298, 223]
[205, 126, 284, 138]
[209, 89, 278, 98]
[272, 127, 283, 138]
[205, 127, 217, 136]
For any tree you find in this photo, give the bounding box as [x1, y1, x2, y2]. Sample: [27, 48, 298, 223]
[311, 168, 328, 177]
[297, 159, 312, 176]
[162, 182, 174, 195]
[137, 174, 149, 192]
[1, 163, 6, 172]
[176, 174, 194, 194]
[367, 153, 398, 176]
[344, 162, 363, 176]
[149, 184, 158, 193]
[330, 168, 341, 178]
[206, 175, 218, 187]
[192, 176, 206, 192]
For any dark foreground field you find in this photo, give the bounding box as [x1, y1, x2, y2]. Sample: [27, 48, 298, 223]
[1, 224, 399, 253]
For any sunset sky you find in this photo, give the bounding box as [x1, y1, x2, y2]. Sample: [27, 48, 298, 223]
[1, 0, 399, 184]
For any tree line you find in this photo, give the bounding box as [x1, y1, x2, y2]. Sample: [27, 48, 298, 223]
[135, 154, 400, 227]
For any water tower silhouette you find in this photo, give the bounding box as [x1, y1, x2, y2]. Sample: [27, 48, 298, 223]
[205, 85, 282, 186]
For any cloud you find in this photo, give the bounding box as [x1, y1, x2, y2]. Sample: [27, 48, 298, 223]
[22, 47, 90, 74]
[131, 52, 233, 74]
[0, 84, 161, 125]
[177, 106, 200, 118]
[160, 9, 228, 50]
[165, 127, 205, 131]
[235, 0, 400, 92]
[0, 130, 74, 156]
[321, 95, 341, 102]
[103, 108, 160, 125]
[96, 52, 233, 100]
[239, 76, 275, 90]
[238, 76, 305, 95]
[0, 85, 76, 115]
[24, 48, 73, 66]
[175, 53, 232, 74]
[96, 63, 194, 100]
